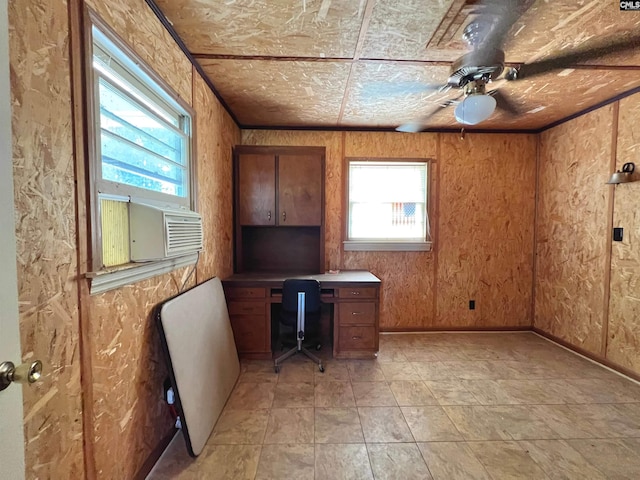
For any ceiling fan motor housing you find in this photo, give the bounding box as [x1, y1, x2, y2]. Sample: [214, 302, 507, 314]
[447, 48, 505, 88]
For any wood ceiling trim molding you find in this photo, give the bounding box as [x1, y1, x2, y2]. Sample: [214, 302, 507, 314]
[144, 0, 240, 127]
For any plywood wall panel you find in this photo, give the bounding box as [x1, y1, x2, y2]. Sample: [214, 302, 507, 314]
[606, 94, 640, 373]
[535, 106, 614, 354]
[85, 0, 192, 103]
[194, 70, 240, 281]
[9, 0, 85, 478]
[343, 132, 439, 329]
[241, 130, 343, 269]
[437, 133, 537, 329]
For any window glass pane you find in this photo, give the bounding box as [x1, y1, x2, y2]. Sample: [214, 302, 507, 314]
[348, 161, 428, 240]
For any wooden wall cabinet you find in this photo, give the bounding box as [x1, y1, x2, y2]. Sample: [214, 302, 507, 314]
[234, 146, 325, 273]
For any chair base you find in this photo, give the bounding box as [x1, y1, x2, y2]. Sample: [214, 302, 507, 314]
[274, 341, 324, 373]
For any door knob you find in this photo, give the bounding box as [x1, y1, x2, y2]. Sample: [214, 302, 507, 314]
[0, 360, 43, 392]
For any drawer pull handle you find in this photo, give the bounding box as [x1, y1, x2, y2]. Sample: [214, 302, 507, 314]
[352, 335, 362, 340]
[268, 210, 272, 221]
[351, 312, 364, 316]
[351, 291, 360, 295]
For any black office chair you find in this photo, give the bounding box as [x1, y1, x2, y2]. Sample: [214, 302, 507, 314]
[274, 279, 324, 373]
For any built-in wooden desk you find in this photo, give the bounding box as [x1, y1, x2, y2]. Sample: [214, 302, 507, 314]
[222, 271, 381, 359]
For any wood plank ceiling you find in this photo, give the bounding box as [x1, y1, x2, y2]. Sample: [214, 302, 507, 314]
[152, 0, 640, 131]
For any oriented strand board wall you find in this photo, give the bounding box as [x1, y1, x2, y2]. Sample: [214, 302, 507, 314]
[343, 132, 439, 330]
[606, 94, 640, 372]
[437, 133, 537, 329]
[85, 0, 192, 103]
[535, 106, 615, 354]
[242, 130, 536, 330]
[84, 3, 240, 479]
[194, 69, 240, 281]
[9, 0, 85, 478]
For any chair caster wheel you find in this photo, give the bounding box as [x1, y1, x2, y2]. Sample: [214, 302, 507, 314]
[274, 366, 280, 373]
[318, 365, 324, 373]
[315, 344, 322, 351]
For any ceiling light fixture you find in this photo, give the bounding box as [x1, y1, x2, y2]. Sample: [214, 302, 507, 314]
[454, 94, 496, 125]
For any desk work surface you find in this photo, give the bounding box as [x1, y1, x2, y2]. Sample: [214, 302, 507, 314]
[222, 270, 381, 287]
[222, 270, 381, 359]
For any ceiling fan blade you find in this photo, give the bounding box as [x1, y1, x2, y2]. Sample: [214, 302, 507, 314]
[396, 98, 459, 133]
[490, 89, 520, 116]
[361, 82, 448, 99]
[472, 0, 535, 52]
[506, 33, 640, 81]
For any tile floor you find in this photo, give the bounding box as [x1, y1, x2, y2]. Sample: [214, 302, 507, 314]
[147, 332, 640, 479]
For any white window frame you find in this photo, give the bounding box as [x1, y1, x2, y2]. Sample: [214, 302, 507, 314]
[344, 158, 432, 252]
[84, 11, 198, 293]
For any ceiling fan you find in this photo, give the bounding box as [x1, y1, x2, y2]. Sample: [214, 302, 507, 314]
[396, 0, 640, 132]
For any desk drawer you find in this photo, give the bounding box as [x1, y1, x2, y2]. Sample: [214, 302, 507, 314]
[225, 287, 266, 300]
[338, 287, 377, 299]
[228, 301, 266, 316]
[229, 315, 268, 353]
[339, 326, 376, 350]
[338, 302, 376, 325]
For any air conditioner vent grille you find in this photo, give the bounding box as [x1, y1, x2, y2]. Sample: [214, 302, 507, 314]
[165, 214, 203, 255]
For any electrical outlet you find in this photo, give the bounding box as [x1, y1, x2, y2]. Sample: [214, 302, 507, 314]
[469, 300, 475, 310]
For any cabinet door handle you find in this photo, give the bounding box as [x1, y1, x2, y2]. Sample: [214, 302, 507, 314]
[282, 211, 286, 222]
[267, 210, 271, 221]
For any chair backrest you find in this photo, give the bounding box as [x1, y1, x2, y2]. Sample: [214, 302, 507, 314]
[282, 279, 321, 314]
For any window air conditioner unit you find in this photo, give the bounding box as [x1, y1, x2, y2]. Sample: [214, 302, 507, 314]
[129, 202, 203, 262]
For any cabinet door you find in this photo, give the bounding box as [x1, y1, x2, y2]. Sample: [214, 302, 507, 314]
[238, 154, 276, 225]
[278, 154, 322, 226]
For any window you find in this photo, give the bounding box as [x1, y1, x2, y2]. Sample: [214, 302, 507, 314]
[344, 159, 431, 251]
[85, 16, 198, 294]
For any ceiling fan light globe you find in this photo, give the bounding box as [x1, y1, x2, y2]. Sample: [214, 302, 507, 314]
[454, 94, 497, 125]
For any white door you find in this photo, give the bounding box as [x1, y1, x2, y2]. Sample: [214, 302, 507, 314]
[0, 0, 26, 478]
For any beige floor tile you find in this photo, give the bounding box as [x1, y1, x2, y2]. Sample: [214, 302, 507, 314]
[564, 378, 640, 403]
[149, 443, 261, 480]
[210, 409, 269, 444]
[568, 438, 640, 479]
[442, 406, 512, 440]
[315, 407, 364, 443]
[519, 440, 608, 480]
[530, 405, 611, 439]
[225, 382, 275, 410]
[314, 381, 356, 407]
[402, 348, 443, 362]
[275, 361, 315, 383]
[411, 361, 459, 380]
[418, 442, 492, 480]
[565, 403, 640, 438]
[347, 360, 386, 382]
[238, 361, 279, 383]
[358, 406, 414, 443]
[315, 444, 373, 480]
[352, 381, 397, 407]
[376, 347, 408, 363]
[424, 379, 480, 405]
[484, 405, 561, 440]
[272, 382, 314, 408]
[462, 379, 521, 405]
[367, 443, 433, 480]
[315, 361, 350, 382]
[255, 444, 314, 479]
[468, 441, 550, 479]
[380, 362, 421, 381]
[401, 406, 463, 441]
[497, 379, 568, 404]
[263, 408, 314, 444]
[389, 380, 438, 406]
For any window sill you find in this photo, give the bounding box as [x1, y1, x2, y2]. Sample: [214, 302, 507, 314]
[343, 241, 432, 252]
[87, 253, 198, 295]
